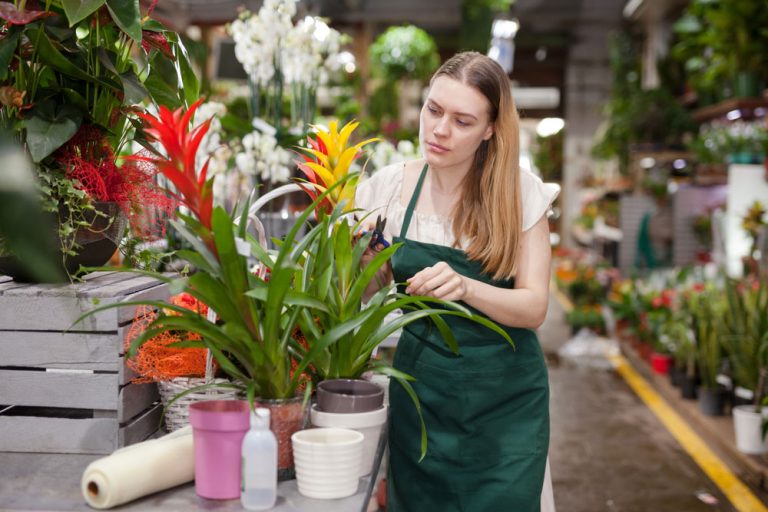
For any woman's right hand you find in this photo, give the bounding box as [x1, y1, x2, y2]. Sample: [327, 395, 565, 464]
[358, 222, 393, 298]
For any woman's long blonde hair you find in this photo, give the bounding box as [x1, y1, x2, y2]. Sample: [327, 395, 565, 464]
[433, 52, 522, 280]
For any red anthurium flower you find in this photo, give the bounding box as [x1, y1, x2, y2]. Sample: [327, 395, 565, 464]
[0, 4, 54, 25]
[125, 98, 215, 244]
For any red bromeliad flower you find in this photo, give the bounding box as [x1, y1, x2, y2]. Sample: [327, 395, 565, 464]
[126, 99, 214, 243]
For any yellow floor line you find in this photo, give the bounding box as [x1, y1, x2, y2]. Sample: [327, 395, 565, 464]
[549, 284, 766, 511]
[609, 353, 768, 512]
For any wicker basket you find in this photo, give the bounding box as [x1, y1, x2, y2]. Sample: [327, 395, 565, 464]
[157, 310, 241, 432]
[157, 376, 239, 432]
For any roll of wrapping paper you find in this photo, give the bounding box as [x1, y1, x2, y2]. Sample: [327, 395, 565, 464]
[81, 426, 194, 509]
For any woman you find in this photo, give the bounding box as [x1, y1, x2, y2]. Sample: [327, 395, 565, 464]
[356, 51, 558, 511]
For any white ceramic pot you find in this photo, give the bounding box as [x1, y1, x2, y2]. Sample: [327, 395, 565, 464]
[732, 405, 768, 455]
[310, 404, 387, 477]
[291, 428, 363, 499]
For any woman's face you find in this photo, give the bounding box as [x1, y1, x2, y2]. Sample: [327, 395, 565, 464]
[419, 75, 494, 171]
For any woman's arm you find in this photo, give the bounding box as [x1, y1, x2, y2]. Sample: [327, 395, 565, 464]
[404, 216, 551, 329]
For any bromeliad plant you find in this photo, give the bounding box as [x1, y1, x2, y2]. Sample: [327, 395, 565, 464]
[77, 103, 514, 462]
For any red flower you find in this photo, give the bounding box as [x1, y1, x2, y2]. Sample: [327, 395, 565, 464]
[126, 99, 214, 237]
[141, 31, 174, 60]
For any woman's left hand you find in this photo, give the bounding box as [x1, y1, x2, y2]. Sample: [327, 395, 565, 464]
[405, 261, 469, 301]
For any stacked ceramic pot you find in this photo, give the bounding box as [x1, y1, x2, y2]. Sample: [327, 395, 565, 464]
[292, 378, 388, 499]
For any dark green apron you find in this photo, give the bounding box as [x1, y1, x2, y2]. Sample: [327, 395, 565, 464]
[387, 164, 549, 512]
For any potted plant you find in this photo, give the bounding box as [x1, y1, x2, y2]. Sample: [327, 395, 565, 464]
[740, 200, 767, 276]
[0, 0, 196, 280]
[78, 105, 513, 475]
[672, 0, 768, 99]
[722, 277, 768, 454]
[689, 288, 726, 416]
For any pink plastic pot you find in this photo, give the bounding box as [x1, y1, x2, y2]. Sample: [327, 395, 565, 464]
[189, 400, 250, 499]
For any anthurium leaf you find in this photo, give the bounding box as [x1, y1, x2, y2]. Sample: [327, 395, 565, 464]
[106, 0, 142, 42]
[145, 61, 182, 109]
[59, 88, 89, 111]
[120, 70, 149, 105]
[32, 26, 91, 81]
[173, 37, 200, 106]
[62, 0, 106, 26]
[141, 19, 165, 32]
[0, 26, 21, 81]
[22, 105, 82, 162]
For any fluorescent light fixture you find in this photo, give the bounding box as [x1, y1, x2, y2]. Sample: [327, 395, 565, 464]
[511, 87, 560, 109]
[492, 18, 519, 39]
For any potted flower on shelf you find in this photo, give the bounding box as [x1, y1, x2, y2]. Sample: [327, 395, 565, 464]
[721, 277, 768, 454]
[0, 0, 197, 280]
[689, 288, 726, 416]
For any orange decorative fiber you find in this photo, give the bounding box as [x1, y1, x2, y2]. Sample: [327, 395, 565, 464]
[124, 297, 211, 383]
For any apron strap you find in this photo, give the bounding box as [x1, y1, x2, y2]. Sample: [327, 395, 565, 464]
[399, 163, 429, 239]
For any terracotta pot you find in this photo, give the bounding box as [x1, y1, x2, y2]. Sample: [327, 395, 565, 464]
[255, 396, 308, 480]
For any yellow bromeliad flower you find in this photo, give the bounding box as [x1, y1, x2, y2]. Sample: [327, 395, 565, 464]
[296, 120, 379, 215]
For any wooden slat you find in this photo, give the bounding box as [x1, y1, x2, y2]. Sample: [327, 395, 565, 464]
[0, 331, 119, 371]
[117, 282, 171, 325]
[119, 403, 163, 447]
[0, 369, 118, 410]
[0, 416, 118, 453]
[0, 280, 168, 332]
[118, 382, 159, 422]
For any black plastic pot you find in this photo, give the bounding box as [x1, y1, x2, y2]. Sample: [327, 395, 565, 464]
[668, 365, 684, 388]
[681, 375, 698, 400]
[0, 202, 125, 282]
[698, 386, 725, 416]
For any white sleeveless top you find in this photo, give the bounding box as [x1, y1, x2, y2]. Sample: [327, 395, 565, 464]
[355, 162, 560, 248]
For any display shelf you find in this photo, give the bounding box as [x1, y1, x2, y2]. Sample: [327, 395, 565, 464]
[691, 97, 768, 124]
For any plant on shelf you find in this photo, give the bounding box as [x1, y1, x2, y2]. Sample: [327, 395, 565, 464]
[532, 128, 564, 183]
[368, 25, 439, 135]
[0, 0, 197, 279]
[740, 200, 767, 270]
[672, 0, 768, 99]
[688, 286, 725, 393]
[593, 32, 694, 173]
[691, 211, 713, 250]
[721, 278, 768, 409]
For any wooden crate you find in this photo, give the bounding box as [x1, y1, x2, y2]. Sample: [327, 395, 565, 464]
[0, 271, 169, 454]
